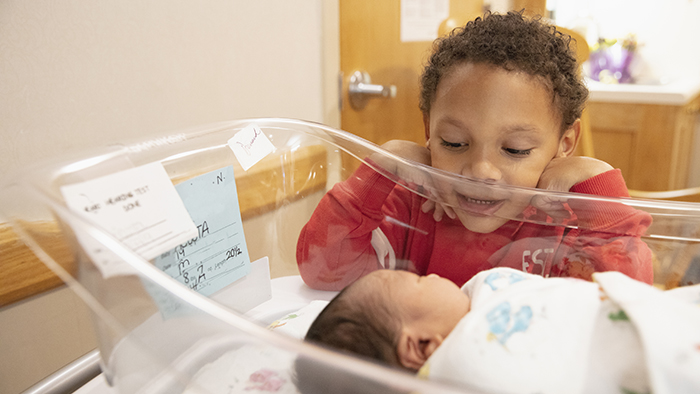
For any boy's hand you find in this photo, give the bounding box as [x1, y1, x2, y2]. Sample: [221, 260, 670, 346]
[371, 140, 456, 221]
[532, 156, 614, 220]
[537, 156, 613, 192]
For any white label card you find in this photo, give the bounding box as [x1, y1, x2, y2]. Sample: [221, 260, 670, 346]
[60, 162, 198, 277]
[228, 123, 276, 171]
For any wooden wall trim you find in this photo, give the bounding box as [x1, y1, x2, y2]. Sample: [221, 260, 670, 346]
[0, 145, 328, 307]
[0, 222, 70, 307]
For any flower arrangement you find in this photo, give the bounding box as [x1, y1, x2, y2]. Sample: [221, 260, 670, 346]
[589, 35, 638, 84]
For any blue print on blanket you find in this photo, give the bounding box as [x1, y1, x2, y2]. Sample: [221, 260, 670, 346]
[484, 271, 526, 291]
[486, 301, 533, 345]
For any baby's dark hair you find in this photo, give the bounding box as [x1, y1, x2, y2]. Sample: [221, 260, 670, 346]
[303, 278, 406, 370]
[420, 10, 588, 132]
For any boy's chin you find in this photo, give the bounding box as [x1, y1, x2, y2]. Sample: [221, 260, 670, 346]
[455, 211, 510, 234]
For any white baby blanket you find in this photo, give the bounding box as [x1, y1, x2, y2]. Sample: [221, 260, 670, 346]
[422, 267, 700, 394]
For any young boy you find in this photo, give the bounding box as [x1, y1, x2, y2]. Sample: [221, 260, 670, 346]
[296, 11, 653, 290]
[302, 268, 700, 394]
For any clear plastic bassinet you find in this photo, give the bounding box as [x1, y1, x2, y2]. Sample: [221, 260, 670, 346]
[2, 118, 699, 394]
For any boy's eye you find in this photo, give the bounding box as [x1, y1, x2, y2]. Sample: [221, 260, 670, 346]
[440, 138, 466, 149]
[504, 147, 533, 156]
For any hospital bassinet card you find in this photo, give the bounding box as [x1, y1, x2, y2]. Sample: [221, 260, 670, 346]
[60, 161, 199, 278]
[154, 165, 252, 297]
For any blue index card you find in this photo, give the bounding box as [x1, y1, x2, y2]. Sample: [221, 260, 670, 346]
[154, 165, 251, 297]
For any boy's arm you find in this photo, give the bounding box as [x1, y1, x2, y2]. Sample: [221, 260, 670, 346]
[296, 163, 402, 290]
[562, 170, 654, 284]
[537, 156, 653, 283]
[297, 140, 432, 290]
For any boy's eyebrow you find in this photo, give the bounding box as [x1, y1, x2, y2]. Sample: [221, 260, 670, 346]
[500, 124, 542, 135]
[435, 117, 547, 140]
[435, 116, 466, 130]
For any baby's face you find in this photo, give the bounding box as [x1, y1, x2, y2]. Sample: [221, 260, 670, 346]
[370, 270, 471, 339]
[425, 62, 568, 233]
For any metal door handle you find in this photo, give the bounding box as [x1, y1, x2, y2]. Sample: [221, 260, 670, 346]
[348, 71, 396, 110]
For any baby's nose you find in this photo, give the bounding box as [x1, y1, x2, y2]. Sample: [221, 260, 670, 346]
[427, 273, 441, 278]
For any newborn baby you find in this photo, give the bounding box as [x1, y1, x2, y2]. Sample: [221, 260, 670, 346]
[304, 267, 700, 394]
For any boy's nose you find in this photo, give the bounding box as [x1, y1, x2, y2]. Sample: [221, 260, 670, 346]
[465, 155, 501, 182]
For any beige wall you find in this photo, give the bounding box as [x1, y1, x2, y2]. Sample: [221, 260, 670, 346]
[0, 287, 98, 394]
[0, 0, 339, 181]
[0, 1, 339, 393]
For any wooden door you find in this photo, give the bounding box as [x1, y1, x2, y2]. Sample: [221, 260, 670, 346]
[339, 0, 483, 146]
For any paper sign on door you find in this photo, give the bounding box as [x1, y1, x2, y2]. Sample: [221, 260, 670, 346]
[400, 0, 449, 42]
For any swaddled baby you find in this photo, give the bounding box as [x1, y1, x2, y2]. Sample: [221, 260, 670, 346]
[303, 267, 700, 394]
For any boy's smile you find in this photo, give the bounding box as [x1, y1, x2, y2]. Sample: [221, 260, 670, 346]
[425, 62, 577, 233]
[456, 193, 505, 217]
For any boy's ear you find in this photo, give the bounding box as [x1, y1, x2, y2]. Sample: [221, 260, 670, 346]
[397, 328, 444, 371]
[423, 113, 431, 143]
[557, 119, 581, 158]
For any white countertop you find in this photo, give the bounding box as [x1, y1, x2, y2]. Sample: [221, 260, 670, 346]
[586, 77, 700, 105]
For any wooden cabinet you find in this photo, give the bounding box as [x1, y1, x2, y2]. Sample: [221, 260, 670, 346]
[588, 92, 700, 191]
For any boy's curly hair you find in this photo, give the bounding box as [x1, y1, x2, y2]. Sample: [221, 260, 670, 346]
[419, 11, 588, 132]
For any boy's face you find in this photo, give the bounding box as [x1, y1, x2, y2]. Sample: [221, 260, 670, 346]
[370, 270, 471, 339]
[425, 62, 577, 233]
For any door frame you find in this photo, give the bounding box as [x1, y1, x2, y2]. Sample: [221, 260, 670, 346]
[321, 0, 341, 130]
